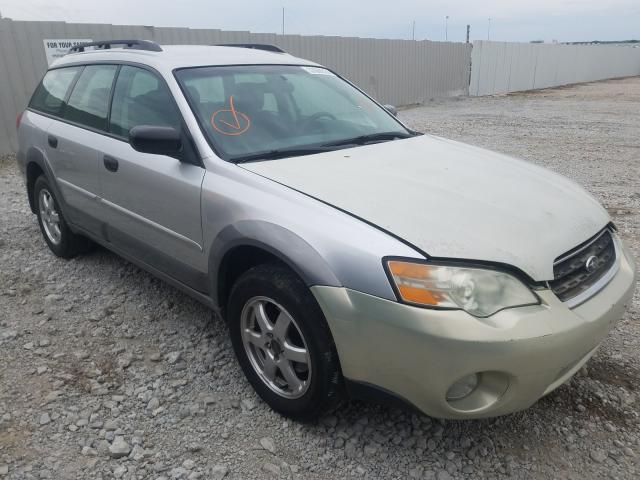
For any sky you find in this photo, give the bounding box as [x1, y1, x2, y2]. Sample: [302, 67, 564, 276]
[0, 0, 638, 43]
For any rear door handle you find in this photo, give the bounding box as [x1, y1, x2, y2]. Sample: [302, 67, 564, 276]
[47, 135, 58, 148]
[103, 155, 119, 172]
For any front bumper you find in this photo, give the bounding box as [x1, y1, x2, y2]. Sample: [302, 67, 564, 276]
[312, 240, 637, 419]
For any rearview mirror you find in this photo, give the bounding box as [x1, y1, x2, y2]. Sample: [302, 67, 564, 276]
[383, 104, 398, 117]
[129, 126, 182, 157]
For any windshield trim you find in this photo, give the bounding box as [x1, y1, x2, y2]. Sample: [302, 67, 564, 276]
[172, 63, 412, 163]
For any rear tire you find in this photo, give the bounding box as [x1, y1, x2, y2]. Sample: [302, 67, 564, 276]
[227, 263, 344, 421]
[34, 175, 93, 258]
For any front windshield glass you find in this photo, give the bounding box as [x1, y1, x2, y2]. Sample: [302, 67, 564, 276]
[175, 65, 410, 162]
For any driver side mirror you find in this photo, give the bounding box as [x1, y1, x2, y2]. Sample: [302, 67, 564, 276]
[129, 126, 183, 157]
[383, 104, 398, 117]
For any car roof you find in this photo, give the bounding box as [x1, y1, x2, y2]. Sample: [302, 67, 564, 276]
[51, 44, 320, 72]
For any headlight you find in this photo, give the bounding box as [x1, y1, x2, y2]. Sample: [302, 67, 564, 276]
[386, 260, 538, 317]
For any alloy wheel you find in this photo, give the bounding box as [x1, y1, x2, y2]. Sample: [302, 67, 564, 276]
[240, 296, 312, 399]
[39, 189, 62, 245]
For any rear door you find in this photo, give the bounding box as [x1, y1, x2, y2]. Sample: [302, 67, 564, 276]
[45, 64, 118, 236]
[98, 65, 206, 291]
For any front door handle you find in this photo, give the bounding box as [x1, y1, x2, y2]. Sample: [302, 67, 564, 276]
[47, 135, 58, 148]
[103, 155, 119, 172]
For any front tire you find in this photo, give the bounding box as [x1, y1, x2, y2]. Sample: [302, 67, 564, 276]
[34, 175, 92, 258]
[227, 263, 344, 420]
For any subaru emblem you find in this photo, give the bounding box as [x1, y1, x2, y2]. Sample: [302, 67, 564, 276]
[585, 255, 599, 273]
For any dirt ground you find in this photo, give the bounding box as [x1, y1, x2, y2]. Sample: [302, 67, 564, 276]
[1, 77, 639, 479]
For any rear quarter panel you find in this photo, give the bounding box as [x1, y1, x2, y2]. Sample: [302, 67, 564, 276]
[17, 111, 54, 178]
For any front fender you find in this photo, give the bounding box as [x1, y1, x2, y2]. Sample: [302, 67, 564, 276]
[209, 220, 341, 306]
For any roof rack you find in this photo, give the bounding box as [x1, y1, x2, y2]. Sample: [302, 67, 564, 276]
[69, 39, 163, 53]
[216, 43, 286, 53]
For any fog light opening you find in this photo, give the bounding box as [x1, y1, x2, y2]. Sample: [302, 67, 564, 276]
[446, 373, 479, 401]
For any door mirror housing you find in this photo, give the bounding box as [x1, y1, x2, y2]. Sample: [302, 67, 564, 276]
[129, 126, 183, 157]
[383, 104, 398, 117]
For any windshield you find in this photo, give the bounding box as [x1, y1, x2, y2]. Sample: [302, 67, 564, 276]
[175, 65, 411, 162]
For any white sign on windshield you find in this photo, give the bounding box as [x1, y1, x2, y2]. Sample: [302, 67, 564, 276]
[43, 39, 93, 66]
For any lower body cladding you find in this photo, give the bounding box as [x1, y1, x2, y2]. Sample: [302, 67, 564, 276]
[312, 242, 637, 419]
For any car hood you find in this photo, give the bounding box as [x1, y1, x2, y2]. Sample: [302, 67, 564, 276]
[240, 135, 610, 281]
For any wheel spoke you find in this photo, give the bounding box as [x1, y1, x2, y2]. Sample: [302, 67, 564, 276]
[253, 302, 273, 333]
[243, 328, 266, 349]
[278, 360, 304, 392]
[50, 212, 60, 224]
[262, 354, 278, 381]
[282, 342, 308, 364]
[272, 311, 292, 341]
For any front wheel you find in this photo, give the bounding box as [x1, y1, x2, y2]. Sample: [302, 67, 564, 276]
[227, 263, 344, 420]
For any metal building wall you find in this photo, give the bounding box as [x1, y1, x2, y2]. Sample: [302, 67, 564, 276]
[0, 19, 472, 154]
[470, 40, 640, 96]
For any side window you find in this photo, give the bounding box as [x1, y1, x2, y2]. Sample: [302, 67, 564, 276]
[109, 66, 182, 138]
[29, 67, 82, 116]
[64, 65, 118, 130]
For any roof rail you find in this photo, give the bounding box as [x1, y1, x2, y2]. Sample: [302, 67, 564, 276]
[69, 39, 163, 53]
[216, 43, 286, 53]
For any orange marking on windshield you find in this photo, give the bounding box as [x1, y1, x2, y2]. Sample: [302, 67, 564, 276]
[211, 95, 251, 136]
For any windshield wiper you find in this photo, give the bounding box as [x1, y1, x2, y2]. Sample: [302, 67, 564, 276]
[231, 146, 336, 164]
[321, 131, 415, 148]
[231, 131, 418, 163]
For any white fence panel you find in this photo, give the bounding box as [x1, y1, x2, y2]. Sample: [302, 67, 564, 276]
[470, 40, 640, 96]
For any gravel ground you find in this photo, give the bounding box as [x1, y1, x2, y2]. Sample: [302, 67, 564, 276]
[1, 77, 639, 480]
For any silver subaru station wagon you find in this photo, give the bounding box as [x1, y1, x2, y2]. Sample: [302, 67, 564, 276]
[16, 40, 637, 420]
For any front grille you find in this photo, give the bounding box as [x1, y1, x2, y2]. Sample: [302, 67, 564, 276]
[549, 229, 617, 303]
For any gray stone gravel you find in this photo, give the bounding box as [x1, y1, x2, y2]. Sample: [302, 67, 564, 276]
[0, 77, 639, 479]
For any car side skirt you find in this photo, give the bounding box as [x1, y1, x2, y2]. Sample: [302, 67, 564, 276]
[69, 222, 218, 313]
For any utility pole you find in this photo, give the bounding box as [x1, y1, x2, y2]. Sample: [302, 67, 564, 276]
[466, 25, 470, 43]
[412, 20, 415, 40]
[282, 7, 285, 36]
[445, 15, 449, 41]
[487, 17, 491, 40]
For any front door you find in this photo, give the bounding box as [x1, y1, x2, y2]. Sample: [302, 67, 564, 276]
[97, 65, 206, 291]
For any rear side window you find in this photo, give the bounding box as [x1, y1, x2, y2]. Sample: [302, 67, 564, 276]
[109, 66, 181, 138]
[64, 65, 118, 130]
[29, 67, 81, 115]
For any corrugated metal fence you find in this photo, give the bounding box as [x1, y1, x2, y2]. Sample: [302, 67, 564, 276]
[470, 40, 640, 96]
[0, 19, 472, 154]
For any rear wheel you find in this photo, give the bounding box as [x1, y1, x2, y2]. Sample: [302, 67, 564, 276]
[34, 175, 92, 258]
[227, 263, 344, 420]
